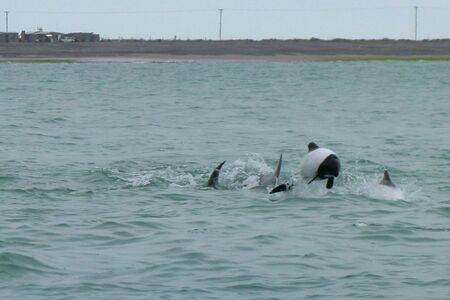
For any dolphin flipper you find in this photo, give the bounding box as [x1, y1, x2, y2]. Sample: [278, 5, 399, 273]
[326, 177, 334, 189]
[380, 170, 396, 188]
[207, 161, 226, 189]
[307, 174, 320, 184]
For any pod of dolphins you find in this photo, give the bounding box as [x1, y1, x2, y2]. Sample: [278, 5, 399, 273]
[207, 141, 397, 194]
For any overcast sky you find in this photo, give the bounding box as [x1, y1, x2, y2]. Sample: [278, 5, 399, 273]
[2, 0, 450, 40]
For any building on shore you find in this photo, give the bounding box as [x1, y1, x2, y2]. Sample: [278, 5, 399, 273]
[64, 32, 100, 42]
[18, 29, 100, 43]
[0, 32, 19, 43]
[20, 30, 62, 43]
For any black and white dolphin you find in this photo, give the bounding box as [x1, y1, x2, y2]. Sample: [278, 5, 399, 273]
[300, 142, 340, 189]
[270, 142, 340, 194]
[379, 170, 396, 188]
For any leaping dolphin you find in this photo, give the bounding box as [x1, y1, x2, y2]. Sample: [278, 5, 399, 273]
[270, 142, 341, 194]
[300, 142, 340, 189]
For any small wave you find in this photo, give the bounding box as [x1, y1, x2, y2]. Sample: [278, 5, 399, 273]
[223, 282, 276, 292]
[0, 187, 76, 201]
[250, 234, 282, 245]
[0, 175, 18, 183]
[27, 132, 62, 139]
[0, 252, 57, 277]
[41, 116, 67, 124]
[341, 271, 382, 280]
[92, 221, 133, 230]
[433, 206, 450, 217]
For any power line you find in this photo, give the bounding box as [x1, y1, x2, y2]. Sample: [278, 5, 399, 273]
[7, 6, 450, 15]
[10, 9, 217, 15]
[6, 6, 427, 15]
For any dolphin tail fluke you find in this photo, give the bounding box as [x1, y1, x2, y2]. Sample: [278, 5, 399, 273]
[274, 153, 282, 185]
[380, 170, 396, 187]
[207, 160, 226, 189]
[326, 177, 334, 189]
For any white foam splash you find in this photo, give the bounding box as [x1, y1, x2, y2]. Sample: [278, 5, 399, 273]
[219, 153, 275, 190]
[102, 166, 200, 188]
[271, 169, 415, 202]
[336, 170, 410, 201]
[363, 181, 406, 201]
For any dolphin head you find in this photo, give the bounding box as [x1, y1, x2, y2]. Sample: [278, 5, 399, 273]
[317, 154, 340, 179]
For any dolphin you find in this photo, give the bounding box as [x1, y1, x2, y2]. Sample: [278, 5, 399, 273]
[379, 170, 396, 188]
[270, 142, 340, 194]
[207, 161, 226, 189]
[300, 142, 340, 189]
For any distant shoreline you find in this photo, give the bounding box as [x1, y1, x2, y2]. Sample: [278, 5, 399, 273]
[2, 55, 450, 64]
[2, 39, 450, 62]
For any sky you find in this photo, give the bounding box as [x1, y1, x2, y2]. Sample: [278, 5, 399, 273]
[1, 0, 450, 40]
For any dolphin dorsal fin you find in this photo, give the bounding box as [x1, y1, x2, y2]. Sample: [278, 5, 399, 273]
[380, 170, 396, 187]
[308, 142, 320, 152]
[207, 161, 226, 189]
[274, 153, 282, 185]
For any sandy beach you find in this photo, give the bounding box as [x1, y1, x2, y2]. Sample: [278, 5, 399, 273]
[1, 39, 450, 62]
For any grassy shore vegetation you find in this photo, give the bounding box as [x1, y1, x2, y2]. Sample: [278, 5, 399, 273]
[2, 39, 450, 61]
[318, 55, 450, 61]
[0, 59, 75, 63]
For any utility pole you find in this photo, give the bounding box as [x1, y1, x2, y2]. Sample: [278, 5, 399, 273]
[414, 6, 418, 41]
[218, 9, 223, 40]
[4, 11, 9, 43]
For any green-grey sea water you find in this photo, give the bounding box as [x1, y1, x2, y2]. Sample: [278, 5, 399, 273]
[1, 61, 449, 299]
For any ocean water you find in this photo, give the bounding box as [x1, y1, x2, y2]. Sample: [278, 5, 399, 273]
[1, 61, 449, 299]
